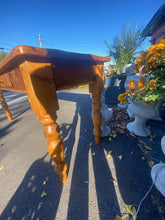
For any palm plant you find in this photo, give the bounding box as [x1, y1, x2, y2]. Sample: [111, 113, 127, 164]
[105, 25, 144, 71]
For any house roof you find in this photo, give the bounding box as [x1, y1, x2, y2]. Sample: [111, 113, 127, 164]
[142, 3, 165, 37]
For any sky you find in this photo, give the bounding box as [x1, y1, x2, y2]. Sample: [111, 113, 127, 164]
[0, 0, 165, 57]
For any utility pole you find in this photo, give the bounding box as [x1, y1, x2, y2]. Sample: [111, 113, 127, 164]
[38, 34, 43, 48]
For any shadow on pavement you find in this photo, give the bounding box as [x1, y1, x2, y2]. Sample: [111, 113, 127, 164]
[57, 92, 121, 219]
[0, 154, 63, 220]
[1, 90, 165, 219]
[0, 99, 31, 138]
[3, 90, 27, 103]
[1, 91, 121, 220]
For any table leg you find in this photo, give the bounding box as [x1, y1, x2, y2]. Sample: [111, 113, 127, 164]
[20, 61, 67, 182]
[0, 89, 12, 121]
[44, 120, 67, 183]
[89, 66, 104, 144]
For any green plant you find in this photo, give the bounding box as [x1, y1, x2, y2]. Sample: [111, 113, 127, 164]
[118, 39, 165, 105]
[0, 51, 8, 62]
[104, 25, 144, 71]
[106, 68, 119, 77]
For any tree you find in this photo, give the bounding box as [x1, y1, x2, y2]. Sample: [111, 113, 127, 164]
[0, 51, 8, 62]
[104, 25, 145, 71]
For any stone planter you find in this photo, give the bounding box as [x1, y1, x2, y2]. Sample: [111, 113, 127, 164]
[105, 76, 113, 88]
[91, 95, 112, 137]
[100, 96, 112, 137]
[105, 74, 126, 104]
[151, 135, 165, 197]
[127, 101, 161, 137]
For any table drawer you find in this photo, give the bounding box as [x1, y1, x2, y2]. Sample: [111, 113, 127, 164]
[0, 74, 12, 87]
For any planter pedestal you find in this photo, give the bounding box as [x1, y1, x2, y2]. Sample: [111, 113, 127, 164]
[127, 117, 151, 137]
[151, 163, 165, 197]
[151, 135, 165, 197]
[105, 75, 126, 104]
[127, 102, 159, 137]
[100, 95, 112, 137]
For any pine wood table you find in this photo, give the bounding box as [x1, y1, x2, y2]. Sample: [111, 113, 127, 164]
[0, 46, 110, 182]
[0, 89, 12, 121]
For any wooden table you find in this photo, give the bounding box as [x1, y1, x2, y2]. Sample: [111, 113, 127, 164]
[0, 46, 110, 182]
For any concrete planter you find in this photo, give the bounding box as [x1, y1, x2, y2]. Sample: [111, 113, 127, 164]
[151, 135, 165, 197]
[127, 101, 161, 137]
[105, 74, 126, 104]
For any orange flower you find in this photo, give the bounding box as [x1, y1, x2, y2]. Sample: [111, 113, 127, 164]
[146, 102, 153, 106]
[128, 80, 136, 89]
[138, 81, 144, 90]
[151, 79, 157, 84]
[158, 39, 165, 44]
[126, 90, 131, 97]
[134, 65, 139, 73]
[141, 66, 150, 75]
[139, 76, 146, 83]
[141, 51, 148, 58]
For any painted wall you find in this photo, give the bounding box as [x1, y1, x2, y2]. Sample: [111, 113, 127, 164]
[151, 22, 165, 44]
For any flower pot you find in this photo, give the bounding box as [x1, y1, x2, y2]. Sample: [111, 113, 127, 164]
[151, 135, 165, 197]
[100, 95, 112, 137]
[105, 75, 126, 104]
[105, 76, 114, 88]
[151, 163, 165, 197]
[127, 101, 160, 137]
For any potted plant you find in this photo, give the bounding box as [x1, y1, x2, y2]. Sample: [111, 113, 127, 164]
[118, 39, 165, 136]
[105, 68, 126, 104]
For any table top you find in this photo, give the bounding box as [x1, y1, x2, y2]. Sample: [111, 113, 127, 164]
[0, 46, 110, 75]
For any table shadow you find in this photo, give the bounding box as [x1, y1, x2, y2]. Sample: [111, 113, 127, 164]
[1, 90, 123, 220]
[0, 154, 63, 220]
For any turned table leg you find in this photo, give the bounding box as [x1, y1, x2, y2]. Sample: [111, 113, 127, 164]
[0, 89, 12, 121]
[89, 65, 104, 144]
[43, 119, 67, 182]
[20, 61, 67, 182]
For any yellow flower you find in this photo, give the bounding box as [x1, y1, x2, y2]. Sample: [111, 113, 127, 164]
[118, 93, 128, 104]
[147, 84, 156, 90]
[158, 39, 165, 44]
[117, 93, 126, 101]
[120, 99, 127, 104]
[157, 44, 165, 50]
[135, 56, 142, 64]
[147, 44, 156, 52]
[131, 40, 164, 103]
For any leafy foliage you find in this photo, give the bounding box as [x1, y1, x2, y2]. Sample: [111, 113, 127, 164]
[118, 39, 165, 104]
[105, 25, 144, 71]
[0, 51, 8, 62]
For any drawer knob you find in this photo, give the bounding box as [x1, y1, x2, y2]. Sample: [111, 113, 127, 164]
[0, 79, 3, 83]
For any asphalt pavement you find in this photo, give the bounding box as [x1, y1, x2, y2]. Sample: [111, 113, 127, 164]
[0, 88, 165, 220]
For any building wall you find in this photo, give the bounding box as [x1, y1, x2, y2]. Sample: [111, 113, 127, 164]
[151, 22, 165, 44]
